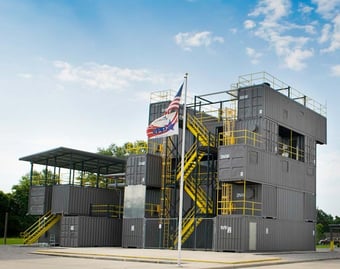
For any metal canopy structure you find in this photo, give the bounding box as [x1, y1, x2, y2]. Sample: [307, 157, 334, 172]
[19, 147, 126, 175]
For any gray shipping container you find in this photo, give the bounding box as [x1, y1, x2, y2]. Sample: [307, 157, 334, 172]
[218, 145, 316, 193]
[28, 186, 53, 215]
[51, 185, 118, 215]
[122, 218, 174, 249]
[59, 216, 122, 247]
[126, 154, 162, 187]
[214, 215, 315, 252]
[122, 218, 213, 249]
[237, 83, 326, 144]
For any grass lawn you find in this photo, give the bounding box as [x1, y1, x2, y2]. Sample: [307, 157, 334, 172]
[0, 237, 23, 245]
[316, 244, 339, 249]
[316, 244, 330, 248]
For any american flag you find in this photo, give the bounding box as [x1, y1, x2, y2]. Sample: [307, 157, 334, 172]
[146, 83, 183, 139]
[165, 83, 183, 114]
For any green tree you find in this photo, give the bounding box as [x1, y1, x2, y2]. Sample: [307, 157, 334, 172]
[98, 143, 126, 157]
[97, 140, 147, 157]
[2, 171, 51, 237]
[316, 223, 324, 243]
[9, 175, 37, 236]
[317, 208, 334, 233]
[0, 190, 10, 236]
[334, 216, 340, 225]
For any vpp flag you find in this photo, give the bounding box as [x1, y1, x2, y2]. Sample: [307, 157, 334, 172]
[146, 83, 183, 139]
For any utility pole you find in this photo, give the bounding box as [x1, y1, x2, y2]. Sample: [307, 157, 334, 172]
[3, 212, 8, 245]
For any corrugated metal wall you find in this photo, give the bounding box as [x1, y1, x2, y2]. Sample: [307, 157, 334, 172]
[126, 154, 162, 187]
[214, 216, 315, 252]
[144, 219, 162, 248]
[238, 85, 264, 121]
[214, 215, 247, 252]
[121, 217, 214, 249]
[149, 101, 169, 122]
[51, 185, 117, 215]
[28, 186, 53, 215]
[262, 185, 277, 218]
[219, 145, 317, 193]
[304, 192, 316, 221]
[122, 218, 145, 248]
[263, 86, 326, 144]
[277, 188, 304, 221]
[60, 216, 122, 247]
[218, 145, 247, 181]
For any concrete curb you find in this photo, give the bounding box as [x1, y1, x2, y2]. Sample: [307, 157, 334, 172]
[33, 248, 340, 268]
[34, 249, 282, 267]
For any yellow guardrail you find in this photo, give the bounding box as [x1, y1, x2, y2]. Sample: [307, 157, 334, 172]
[277, 142, 304, 161]
[219, 129, 262, 147]
[90, 204, 123, 217]
[217, 200, 262, 216]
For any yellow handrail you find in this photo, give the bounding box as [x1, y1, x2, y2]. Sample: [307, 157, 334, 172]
[217, 200, 262, 216]
[219, 129, 262, 147]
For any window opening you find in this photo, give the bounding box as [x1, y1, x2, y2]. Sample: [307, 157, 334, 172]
[278, 126, 304, 162]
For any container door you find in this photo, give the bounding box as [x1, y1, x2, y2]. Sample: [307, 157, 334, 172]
[249, 222, 257, 251]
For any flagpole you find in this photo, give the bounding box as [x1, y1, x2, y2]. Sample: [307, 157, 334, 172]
[177, 73, 188, 267]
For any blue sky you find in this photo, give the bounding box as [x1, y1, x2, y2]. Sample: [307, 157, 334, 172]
[0, 0, 339, 216]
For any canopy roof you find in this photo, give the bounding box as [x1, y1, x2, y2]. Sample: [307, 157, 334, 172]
[19, 147, 126, 175]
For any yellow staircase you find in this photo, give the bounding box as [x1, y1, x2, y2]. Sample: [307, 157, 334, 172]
[173, 207, 205, 246]
[176, 143, 205, 181]
[173, 113, 215, 247]
[187, 113, 216, 147]
[21, 211, 61, 245]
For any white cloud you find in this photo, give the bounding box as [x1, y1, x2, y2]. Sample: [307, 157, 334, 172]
[17, 73, 32, 79]
[54, 61, 157, 90]
[246, 47, 262, 64]
[321, 14, 340, 53]
[284, 48, 314, 71]
[244, 20, 256, 29]
[319, 24, 331, 43]
[304, 24, 316, 35]
[331, 64, 340, 76]
[246, 0, 315, 71]
[249, 0, 291, 22]
[312, 0, 340, 19]
[53, 61, 183, 93]
[298, 3, 314, 14]
[174, 31, 224, 51]
[230, 28, 238, 34]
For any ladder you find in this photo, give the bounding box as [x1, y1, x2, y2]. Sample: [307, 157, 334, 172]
[221, 183, 233, 215]
[49, 234, 56, 246]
